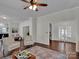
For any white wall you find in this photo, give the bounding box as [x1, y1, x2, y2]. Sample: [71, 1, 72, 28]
[37, 16, 53, 45]
[32, 17, 37, 42]
[0, 18, 19, 37]
[19, 7, 79, 45]
[53, 20, 78, 43]
[9, 22, 19, 37]
[19, 17, 37, 43]
[19, 18, 32, 37]
[37, 7, 79, 45]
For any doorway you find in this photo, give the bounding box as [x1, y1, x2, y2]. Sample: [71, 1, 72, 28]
[23, 26, 29, 39]
[49, 23, 52, 40]
[49, 23, 52, 47]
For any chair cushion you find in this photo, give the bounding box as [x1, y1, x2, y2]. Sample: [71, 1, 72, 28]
[3, 37, 20, 51]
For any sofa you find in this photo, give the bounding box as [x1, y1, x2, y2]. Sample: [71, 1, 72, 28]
[3, 35, 34, 55]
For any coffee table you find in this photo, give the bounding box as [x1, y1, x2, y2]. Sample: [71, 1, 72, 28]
[12, 51, 36, 59]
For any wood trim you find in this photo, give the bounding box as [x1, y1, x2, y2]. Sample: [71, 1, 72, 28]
[34, 42, 49, 48]
[50, 40, 76, 44]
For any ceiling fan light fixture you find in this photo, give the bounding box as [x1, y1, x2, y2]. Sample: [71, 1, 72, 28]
[33, 5, 37, 10]
[29, 6, 33, 9]
[29, 5, 37, 11]
[21, 0, 48, 11]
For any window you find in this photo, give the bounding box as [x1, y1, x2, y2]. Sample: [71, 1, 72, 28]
[0, 23, 8, 33]
[65, 26, 71, 38]
[2, 28, 7, 33]
[59, 26, 71, 40]
[0, 28, 7, 33]
[59, 27, 65, 39]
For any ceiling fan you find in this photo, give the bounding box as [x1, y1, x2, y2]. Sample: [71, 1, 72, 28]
[21, 0, 48, 11]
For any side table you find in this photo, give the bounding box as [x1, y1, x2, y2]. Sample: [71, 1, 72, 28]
[14, 37, 24, 51]
[12, 52, 36, 59]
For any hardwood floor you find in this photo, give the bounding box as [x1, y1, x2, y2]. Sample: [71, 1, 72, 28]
[49, 40, 77, 59]
[34, 40, 77, 59]
[49, 40, 76, 52]
[10, 41, 77, 59]
[76, 52, 79, 59]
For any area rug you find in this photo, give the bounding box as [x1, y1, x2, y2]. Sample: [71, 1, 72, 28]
[3, 46, 67, 59]
[27, 46, 67, 59]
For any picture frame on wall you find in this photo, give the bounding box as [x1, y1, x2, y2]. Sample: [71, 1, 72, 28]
[12, 28, 18, 33]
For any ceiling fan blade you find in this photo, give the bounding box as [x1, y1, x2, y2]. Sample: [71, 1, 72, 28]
[34, 0, 37, 2]
[30, 0, 34, 3]
[37, 3, 48, 6]
[24, 6, 29, 9]
[30, 0, 37, 3]
[21, 0, 30, 3]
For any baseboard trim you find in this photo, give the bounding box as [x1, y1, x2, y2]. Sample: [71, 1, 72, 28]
[33, 42, 62, 51]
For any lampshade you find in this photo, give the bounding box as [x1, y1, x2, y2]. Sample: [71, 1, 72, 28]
[29, 5, 37, 11]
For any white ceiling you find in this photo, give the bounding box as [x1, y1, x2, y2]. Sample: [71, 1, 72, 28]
[0, 0, 79, 22]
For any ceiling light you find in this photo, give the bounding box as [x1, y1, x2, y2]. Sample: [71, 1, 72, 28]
[29, 5, 37, 11]
[3, 16, 7, 19]
[33, 5, 37, 10]
[29, 6, 33, 9]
